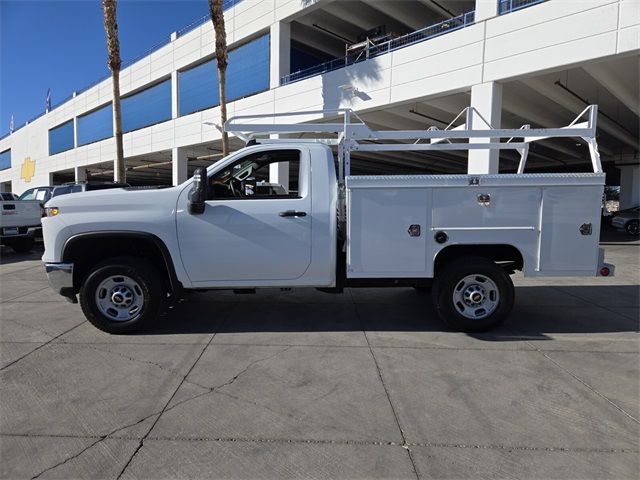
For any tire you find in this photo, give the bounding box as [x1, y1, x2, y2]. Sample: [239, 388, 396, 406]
[432, 256, 515, 333]
[625, 220, 639, 236]
[12, 236, 35, 253]
[79, 256, 164, 334]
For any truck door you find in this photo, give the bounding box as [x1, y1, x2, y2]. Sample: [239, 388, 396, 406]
[176, 148, 312, 284]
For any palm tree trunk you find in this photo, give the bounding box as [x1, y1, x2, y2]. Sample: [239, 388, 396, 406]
[102, 0, 125, 183]
[218, 67, 228, 154]
[209, 0, 229, 156]
[111, 69, 125, 182]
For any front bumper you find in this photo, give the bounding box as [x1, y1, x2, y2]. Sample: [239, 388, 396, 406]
[44, 262, 77, 303]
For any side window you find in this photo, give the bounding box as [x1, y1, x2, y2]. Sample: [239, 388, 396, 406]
[71, 185, 83, 193]
[53, 186, 71, 197]
[19, 189, 35, 200]
[208, 149, 301, 200]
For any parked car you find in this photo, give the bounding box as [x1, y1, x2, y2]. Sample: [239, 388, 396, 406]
[1, 198, 42, 253]
[19, 186, 55, 204]
[611, 206, 639, 236]
[51, 181, 130, 198]
[0, 192, 19, 201]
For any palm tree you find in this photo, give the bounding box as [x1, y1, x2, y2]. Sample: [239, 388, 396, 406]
[208, 0, 229, 156]
[102, 0, 125, 182]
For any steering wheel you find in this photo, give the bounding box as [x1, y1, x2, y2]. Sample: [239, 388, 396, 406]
[229, 179, 244, 198]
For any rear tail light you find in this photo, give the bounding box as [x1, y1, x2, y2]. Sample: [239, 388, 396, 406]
[600, 266, 610, 277]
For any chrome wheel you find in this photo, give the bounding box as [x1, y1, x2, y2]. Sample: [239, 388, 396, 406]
[452, 274, 499, 320]
[95, 275, 144, 322]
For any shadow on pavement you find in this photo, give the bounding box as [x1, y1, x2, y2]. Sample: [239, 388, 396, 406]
[0, 244, 44, 265]
[138, 285, 639, 339]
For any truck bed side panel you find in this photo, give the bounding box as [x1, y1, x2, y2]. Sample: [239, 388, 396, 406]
[346, 174, 605, 279]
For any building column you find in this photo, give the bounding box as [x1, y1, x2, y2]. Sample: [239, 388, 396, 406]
[475, 0, 500, 22]
[172, 147, 188, 186]
[268, 134, 289, 189]
[619, 164, 639, 210]
[75, 166, 87, 182]
[468, 82, 503, 174]
[270, 21, 291, 89]
[269, 162, 289, 190]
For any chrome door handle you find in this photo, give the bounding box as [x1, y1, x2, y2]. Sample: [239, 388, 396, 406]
[279, 210, 307, 217]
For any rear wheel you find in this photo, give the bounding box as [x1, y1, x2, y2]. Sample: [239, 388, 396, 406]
[433, 256, 514, 332]
[11, 236, 34, 253]
[625, 220, 639, 236]
[80, 257, 163, 334]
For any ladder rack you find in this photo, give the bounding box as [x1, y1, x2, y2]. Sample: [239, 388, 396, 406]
[224, 105, 602, 181]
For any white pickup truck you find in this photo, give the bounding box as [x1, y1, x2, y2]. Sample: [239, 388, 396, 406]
[42, 106, 613, 334]
[1, 197, 42, 253]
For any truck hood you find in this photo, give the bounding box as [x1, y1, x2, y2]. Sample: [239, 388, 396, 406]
[44, 185, 184, 212]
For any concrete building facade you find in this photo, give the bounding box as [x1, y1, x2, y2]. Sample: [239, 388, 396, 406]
[1, 0, 638, 206]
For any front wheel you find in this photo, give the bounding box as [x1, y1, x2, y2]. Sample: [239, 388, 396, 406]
[11, 236, 35, 253]
[433, 256, 514, 332]
[625, 220, 639, 236]
[80, 257, 164, 334]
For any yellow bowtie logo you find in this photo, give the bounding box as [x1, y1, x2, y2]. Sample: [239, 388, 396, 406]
[21, 157, 36, 183]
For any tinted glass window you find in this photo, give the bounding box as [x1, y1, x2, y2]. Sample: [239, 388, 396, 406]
[19, 188, 35, 200]
[179, 34, 270, 116]
[52, 186, 71, 197]
[86, 183, 127, 191]
[122, 79, 171, 133]
[0, 149, 10, 170]
[49, 120, 75, 155]
[78, 103, 113, 146]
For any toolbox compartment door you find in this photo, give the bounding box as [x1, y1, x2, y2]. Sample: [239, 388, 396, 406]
[347, 187, 430, 278]
[537, 186, 602, 275]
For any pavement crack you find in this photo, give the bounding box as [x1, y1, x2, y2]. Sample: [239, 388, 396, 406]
[510, 327, 640, 425]
[115, 310, 235, 480]
[1, 321, 86, 372]
[213, 346, 291, 391]
[350, 289, 421, 480]
[4, 286, 52, 303]
[29, 410, 163, 479]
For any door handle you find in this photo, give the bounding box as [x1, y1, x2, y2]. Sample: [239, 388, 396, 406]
[279, 210, 307, 217]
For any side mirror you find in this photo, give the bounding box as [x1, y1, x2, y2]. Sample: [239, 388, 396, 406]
[188, 167, 208, 215]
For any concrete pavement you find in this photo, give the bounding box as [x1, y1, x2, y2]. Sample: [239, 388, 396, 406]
[1, 232, 638, 479]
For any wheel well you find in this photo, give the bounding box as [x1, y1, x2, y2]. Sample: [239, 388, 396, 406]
[63, 233, 179, 295]
[434, 244, 524, 275]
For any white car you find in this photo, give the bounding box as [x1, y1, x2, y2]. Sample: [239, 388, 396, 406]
[1, 197, 42, 253]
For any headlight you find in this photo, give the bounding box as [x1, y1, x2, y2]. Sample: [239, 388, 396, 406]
[45, 207, 60, 217]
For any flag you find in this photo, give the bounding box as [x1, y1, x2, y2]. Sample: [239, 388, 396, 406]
[9, 115, 14, 133]
[45, 88, 51, 112]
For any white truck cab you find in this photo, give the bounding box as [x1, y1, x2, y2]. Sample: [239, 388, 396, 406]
[42, 106, 613, 334]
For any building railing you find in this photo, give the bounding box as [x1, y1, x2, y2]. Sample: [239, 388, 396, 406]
[281, 11, 475, 86]
[498, 0, 548, 15]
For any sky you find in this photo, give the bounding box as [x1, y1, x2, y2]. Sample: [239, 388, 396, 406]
[0, 0, 210, 136]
